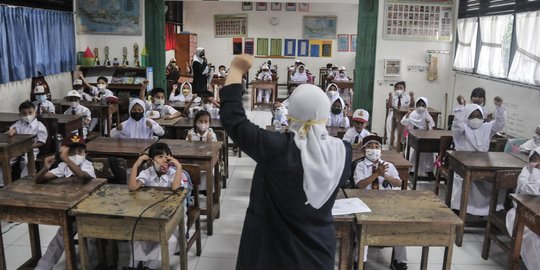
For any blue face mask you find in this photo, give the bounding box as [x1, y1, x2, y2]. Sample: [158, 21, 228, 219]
[36, 95, 47, 102]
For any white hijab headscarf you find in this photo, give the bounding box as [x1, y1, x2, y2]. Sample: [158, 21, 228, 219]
[292, 65, 308, 82]
[328, 96, 346, 127]
[463, 103, 491, 151]
[325, 83, 340, 101]
[529, 146, 540, 160]
[114, 99, 154, 139]
[406, 97, 434, 129]
[288, 84, 347, 209]
[193, 47, 205, 64]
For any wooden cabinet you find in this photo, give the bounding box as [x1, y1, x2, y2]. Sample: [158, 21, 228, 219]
[175, 33, 197, 74]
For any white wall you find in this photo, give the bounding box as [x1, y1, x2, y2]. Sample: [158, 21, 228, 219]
[452, 73, 540, 138]
[183, 2, 358, 84]
[370, 0, 455, 136]
[0, 72, 73, 113]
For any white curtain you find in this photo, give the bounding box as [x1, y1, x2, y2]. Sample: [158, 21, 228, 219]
[477, 15, 513, 78]
[453, 18, 478, 72]
[508, 11, 540, 86]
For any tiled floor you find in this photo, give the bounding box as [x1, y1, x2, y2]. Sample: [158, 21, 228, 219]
[0, 88, 519, 269]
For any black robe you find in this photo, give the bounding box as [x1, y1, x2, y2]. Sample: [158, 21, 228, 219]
[192, 61, 211, 97]
[219, 84, 352, 270]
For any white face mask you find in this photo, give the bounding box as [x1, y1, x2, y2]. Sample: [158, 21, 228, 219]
[395, 90, 404, 97]
[365, 148, 382, 162]
[339, 73, 346, 78]
[70, 101, 79, 108]
[327, 90, 336, 97]
[68, 154, 85, 166]
[197, 123, 209, 133]
[416, 106, 426, 114]
[155, 99, 165, 106]
[22, 114, 35, 124]
[36, 95, 47, 102]
[97, 83, 106, 90]
[275, 107, 285, 116]
[468, 118, 484, 129]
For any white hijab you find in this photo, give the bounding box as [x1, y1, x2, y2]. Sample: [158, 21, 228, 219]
[529, 146, 540, 160]
[288, 84, 347, 209]
[406, 97, 434, 129]
[178, 82, 200, 103]
[292, 65, 308, 82]
[119, 99, 154, 139]
[463, 104, 491, 151]
[193, 47, 205, 64]
[329, 96, 346, 127]
[325, 83, 340, 101]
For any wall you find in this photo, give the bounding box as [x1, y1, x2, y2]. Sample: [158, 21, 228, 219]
[370, 0, 455, 136]
[452, 73, 540, 138]
[183, 2, 358, 85]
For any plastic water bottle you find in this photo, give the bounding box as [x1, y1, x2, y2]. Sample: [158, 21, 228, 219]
[273, 117, 281, 131]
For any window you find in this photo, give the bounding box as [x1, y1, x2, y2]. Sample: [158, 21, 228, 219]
[476, 14, 513, 78]
[453, 18, 478, 72]
[507, 11, 540, 85]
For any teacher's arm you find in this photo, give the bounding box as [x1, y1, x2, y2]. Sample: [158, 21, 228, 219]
[219, 55, 288, 163]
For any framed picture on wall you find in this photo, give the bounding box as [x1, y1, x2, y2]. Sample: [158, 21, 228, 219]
[270, 39, 282, 56]
[297, 39, 309, 56]
[257, 38, 269, 55]
[337, 34, 349, 52]
[350, 34, 357, 52]
[284, 39, 296, 56]
[271, 3, 282, 11]
[244, 38, 254, 55]
[285, 3, 296, 11]
[256, 2, 267, 11]
[242, 2, 252, 11]
[384, 59, 401, 76]
[321, 41, 332, 57]
[77, 0, 141, 35]
[298, 3, 310, 12]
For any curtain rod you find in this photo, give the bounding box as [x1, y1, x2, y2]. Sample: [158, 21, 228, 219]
[0, 3, 74, 13]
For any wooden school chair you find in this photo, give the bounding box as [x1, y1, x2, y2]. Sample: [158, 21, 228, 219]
[214, 130, 228, 188]
[481, 169, 520, 260]
[34, 117, 59, 171]
[181, 164, 203, 256]
[434, 136, 454, 195]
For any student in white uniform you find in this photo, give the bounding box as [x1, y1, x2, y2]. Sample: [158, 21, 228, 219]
[0, 101, 48, 186]
[386, 81, 414, 145]
[63, 90, 91, 138]
[450, 99, 506, 216]
[506, 146, 540, 270]
[455, 87, 488, 118]
[73, 79, 93, 101]
[325, 83, 340, 102]
[110, 99, 165, 139]
[170, 82, 201, 106]
[256, 64, 273, 104]
[327, 96, 350, 128]
[401, 97, 436, 176]
[139, 83, 181, 120]
[520, 125, 540, 153]
[291, 65, 308, 82]
[333, 66, 350, 82]
[186, 110, 217, 142]
[271, 102, 289, 128]
[79, 74, 115, 101]
[353, 135, 407, 270]
[128, 142, 190, 269]
[32, 85, 55, 115]
[34, 134, 97, 270]
[343, 109, 371, 145]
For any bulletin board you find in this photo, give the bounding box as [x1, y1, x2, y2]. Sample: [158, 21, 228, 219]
[214, 14, 248, 38]
[383, 0, 453, 42]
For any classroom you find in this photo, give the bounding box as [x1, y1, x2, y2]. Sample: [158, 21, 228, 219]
[0, 0, 539, 269]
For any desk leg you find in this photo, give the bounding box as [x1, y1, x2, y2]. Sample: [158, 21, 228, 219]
[251, 87, 255, 111]
[28, 224, 42, 262]
[206, 161, 215, 235]
[445, 168, 454, 207]
[412, 148, 421, 190]
[77, 224, 90, 269]
[508, 206, 525, 270]
[339, 223, 353, 270]
[420, 247, 429, 270]
[443, 227, 456, 270]
[396, 125, 404, 153]
[214, 161, 222, 219]
[1, 152, 12, 185]
[0, 223, 6, 270]
[178, 208, 187, 270]
[27, 149, 36, 177]
[60, 217, 76, 270]
[457, 171, 472, 246]
[390, 115, 396, 149]
[160, 229, 170, 270]
[357, 225, 366, 270]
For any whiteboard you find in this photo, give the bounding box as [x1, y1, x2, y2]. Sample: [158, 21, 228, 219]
[453, 73, 540, 138]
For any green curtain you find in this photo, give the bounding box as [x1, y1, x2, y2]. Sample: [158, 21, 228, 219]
[353, 0, 378, 122]
[145, 0, 166, 90]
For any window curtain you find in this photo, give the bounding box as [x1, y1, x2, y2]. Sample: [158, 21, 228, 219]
[0, 6, 75, 84]
[453, 18, 478, 72]
[477, 15, 513, 78]
[508, 11, 540, 86]
[165, 22, 176, 51]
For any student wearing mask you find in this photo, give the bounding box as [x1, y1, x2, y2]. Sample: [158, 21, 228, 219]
[256, 64, 273, 104]
[32, 85, 55, 115]
[73, 79, 93, 101]
[343, 109, 371, 145]
[325, 83, 340, 102]
[334, 66, 350, 82]
[139, 81, 181, 120]
[79, 73, 115, 102]
[192, 47, 212, 98]
[291, 65, 308, 82]
[327, 96, 350, 128]
[386, 81, 414, 146]
[64, 90, 91, 138]
[110, 99, 165, 139]
[520, 125, 540, 153]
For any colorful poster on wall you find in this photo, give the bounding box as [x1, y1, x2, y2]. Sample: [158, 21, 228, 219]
[244, 38, 254, 55]
[270, 39, 282, 56]
[350, 34, 357, 52]
[321, 40, 332, 57]
[233, 38, 243, 54]
[77, 0, 142, 35]
[297, 39, 309, 56]
[284, 39, 296, 56]
[337, 34, 349, 52]
[257, 38, 269, 55]
[303, 16, 337, 39]
[309, 40, 321, 57]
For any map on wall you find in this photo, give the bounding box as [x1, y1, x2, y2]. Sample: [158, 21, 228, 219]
[303, 16, 337, 39]
[77, 0, 141, 35]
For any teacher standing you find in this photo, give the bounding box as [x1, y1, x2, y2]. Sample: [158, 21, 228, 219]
[219, 55, 352, 270]
[191, 47, 212, 98]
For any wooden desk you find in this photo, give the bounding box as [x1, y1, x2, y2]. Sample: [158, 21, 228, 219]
[71, 184, 188, 270]
[251, 80, 278, 110]
[0, 176, 106, 270]
[0, 134, 36, 185]
[168, 101, 187, 113]
[287, 80, 306, 95]
[334, 189, 355, 270]
[352, 149, 412, 190]
[390, 107, 441, 152]
[508, 194, 540, 270]
[407, 130, 453, 190]
[345, 189, 462, 270]
[42, 114, 84, 137]
[0, 113, 20, 132]
[154, 118, 182, 139]
[52, 99, 120, 136]
[445, 151, 526, 246]
[85, 137, 157, 166]
[160, 139, 223, 235]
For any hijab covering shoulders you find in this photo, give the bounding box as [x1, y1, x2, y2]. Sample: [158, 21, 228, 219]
[402, 97, 435, 129]
[291, 65, 308, 82]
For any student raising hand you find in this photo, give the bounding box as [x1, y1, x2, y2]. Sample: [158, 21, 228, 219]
[457, 95, 466, 106]
[494, 96, 503, 107]
[59, 146, 70, 161]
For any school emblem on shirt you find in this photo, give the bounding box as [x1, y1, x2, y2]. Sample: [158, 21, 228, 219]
[71, 135, 81, 143]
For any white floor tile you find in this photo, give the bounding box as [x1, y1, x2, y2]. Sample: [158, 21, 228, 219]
[195, 257, 237, 270]
[200, 235, 240, 259]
